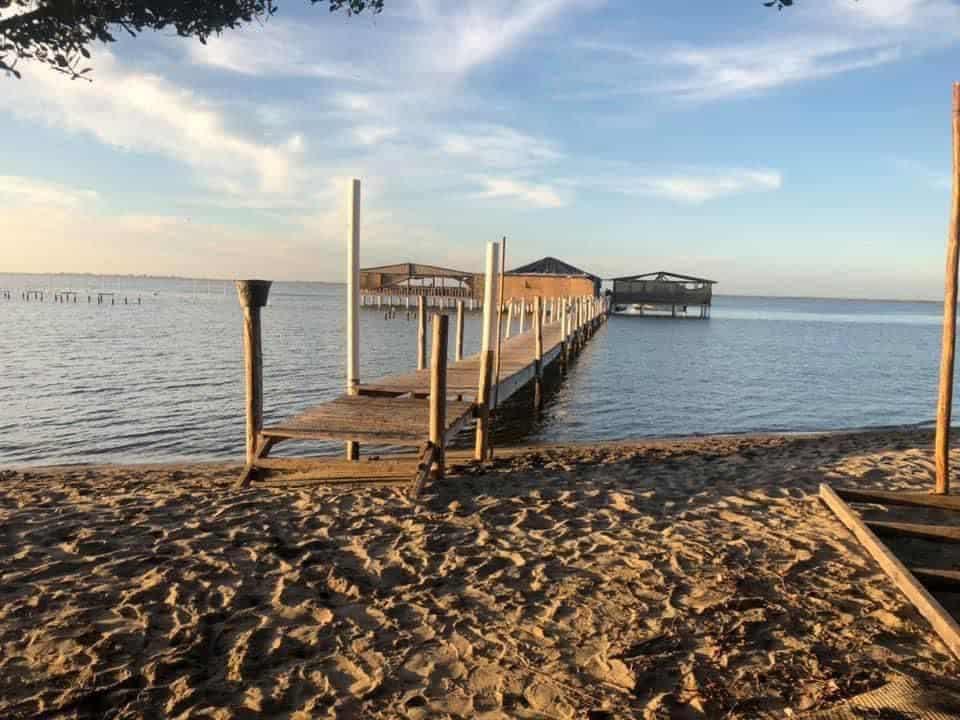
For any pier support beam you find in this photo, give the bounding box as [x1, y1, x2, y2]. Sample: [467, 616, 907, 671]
[936, 83, 960, 496]
[534, 296, 544, 409]
[346, 179, 361, 461]
[475, 240, 500, 462]
[429, 314, 449, 480]
[455, 300, 465, 362]
[236, 280, 272, 468]
[417, 295, 427, 371]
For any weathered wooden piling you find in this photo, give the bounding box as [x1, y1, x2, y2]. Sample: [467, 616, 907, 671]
[417, 295, 427, 371]
[346, 178, 362, 461]
[505, 300, 514, 339]
[236, 280, 272, 466]
[455, 300, 465, 362]
[475, 240, 500, 461]
[534, 296, 544, 408]
[429, 313, 449, 480]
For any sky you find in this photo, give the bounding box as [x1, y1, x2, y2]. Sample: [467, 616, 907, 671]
[3, 0, 960, 298]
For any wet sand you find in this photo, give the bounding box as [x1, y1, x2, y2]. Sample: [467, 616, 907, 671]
[1, 429, 959, 718]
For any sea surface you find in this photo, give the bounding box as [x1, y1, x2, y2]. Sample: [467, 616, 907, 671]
[0, 273, 949, 466]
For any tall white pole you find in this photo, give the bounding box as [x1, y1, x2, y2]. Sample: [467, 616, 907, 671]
[475, 240, 500, 461]
[346, 179, 360, 461]
[480, 242, 500, 356]
[347, 179, 360, 395]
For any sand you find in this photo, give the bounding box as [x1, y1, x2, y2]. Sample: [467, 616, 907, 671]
[1, 429, 959, 719]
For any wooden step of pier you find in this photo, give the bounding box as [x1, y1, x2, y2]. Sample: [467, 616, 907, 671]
[261, 395, 475, 446]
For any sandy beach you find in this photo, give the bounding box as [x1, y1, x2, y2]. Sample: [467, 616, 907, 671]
[2, 429, 959, 719]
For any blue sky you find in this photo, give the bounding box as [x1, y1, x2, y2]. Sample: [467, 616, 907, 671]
[3, 0, 960, 298]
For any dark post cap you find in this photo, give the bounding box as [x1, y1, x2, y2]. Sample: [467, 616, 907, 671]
[235, 280, 272, 308]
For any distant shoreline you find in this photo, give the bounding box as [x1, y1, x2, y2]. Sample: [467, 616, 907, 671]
[0, 271, 943, 304]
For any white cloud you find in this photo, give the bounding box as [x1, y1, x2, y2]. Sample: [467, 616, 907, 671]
[576, 35, 902, 102]
[576, 168, 783, 203]
[0, 175, 99, 208]
[633, 170, 783, 203]
[6, 52, 305, 197]
[441, 125, 562, 169]
[419, 0, 600, 76]
[351, 125, 399, 146]
[832, 0, 960, 28]
[574, 0, 960, 103]
[472, 176, 566, 208]
[190, 21, 370, 81]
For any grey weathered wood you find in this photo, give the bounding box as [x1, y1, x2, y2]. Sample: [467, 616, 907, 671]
[429, 313, 448, 480]
[236, 280, 271, 466]
[455, 300, 464, 362]
[475, 349, 493, 461]
[937, 83, 960, 495]
[867, 520, 960, 543]
[417, 295, 427, 371]
[820, 483, 960, 660]
[534, 296, 544, 409]
[836, 487, 960, 512]
[912, 567, 960, 590]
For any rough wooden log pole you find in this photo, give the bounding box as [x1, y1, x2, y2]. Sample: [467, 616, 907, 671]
[455, 300, 465, 362]
[346, 179, 361, 461]
[475, 240, 500, 461]
[236, 280, 272, 466]
[429, 313, 449, 480]
[417, 295, 427, 371]
[534, 296, 544, 409]
[936, 83, 960, 496]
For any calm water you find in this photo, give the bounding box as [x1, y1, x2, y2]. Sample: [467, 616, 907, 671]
[0, 274, 948, 466]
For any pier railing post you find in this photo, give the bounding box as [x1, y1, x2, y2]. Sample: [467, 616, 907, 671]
[936, 83, 960, 495]
[236, 280, 272, 467]
[475, 240, 500, 461]
[505, 299, 514, 339]
[346, 178, 362, 461]
[455, 300, 465, 362]
[417, 295, 427, 371]
[519, 299, 527, 334]
[534, 296, 544, 409]
[429, 313, 449, 480]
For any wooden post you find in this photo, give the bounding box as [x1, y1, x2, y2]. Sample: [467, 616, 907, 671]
[455, 300, 465, 362]
[936, 83, 960, 496]
[417, 295, 427, 371]
[236, 280, 272, 466]
[534, 296, 544, 409]
[519, 299, 527, 334]
[429, 313, 449, 480]
[491, 237, 508, 417]
[475, 241, 500, 461]
[505, 299, 514, 339]
[346, 178, 361, 461]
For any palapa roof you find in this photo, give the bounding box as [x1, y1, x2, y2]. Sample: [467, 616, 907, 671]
[508, 256, 599, 280]
[360, 262, 476, 279]
[612, 271, 717, 285]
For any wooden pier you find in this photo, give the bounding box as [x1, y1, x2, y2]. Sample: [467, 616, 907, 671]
[236, 180, 608, 491]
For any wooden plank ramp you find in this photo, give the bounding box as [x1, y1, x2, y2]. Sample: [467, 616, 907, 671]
[820, 484, 960, 660]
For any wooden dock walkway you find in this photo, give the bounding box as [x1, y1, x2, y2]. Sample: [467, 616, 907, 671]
[233, 184, 608, 492]
[259, 316, 572, 452]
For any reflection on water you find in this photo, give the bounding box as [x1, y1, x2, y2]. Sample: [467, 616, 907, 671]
[0, 275, 947, 466]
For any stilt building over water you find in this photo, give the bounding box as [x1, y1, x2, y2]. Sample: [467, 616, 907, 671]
[359, 262, 481, 308]
[611, 271, 716, 318]
[505, 256, 601, 300]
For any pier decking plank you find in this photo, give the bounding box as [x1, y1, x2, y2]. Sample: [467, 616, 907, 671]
[258, 316, 588, 451]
